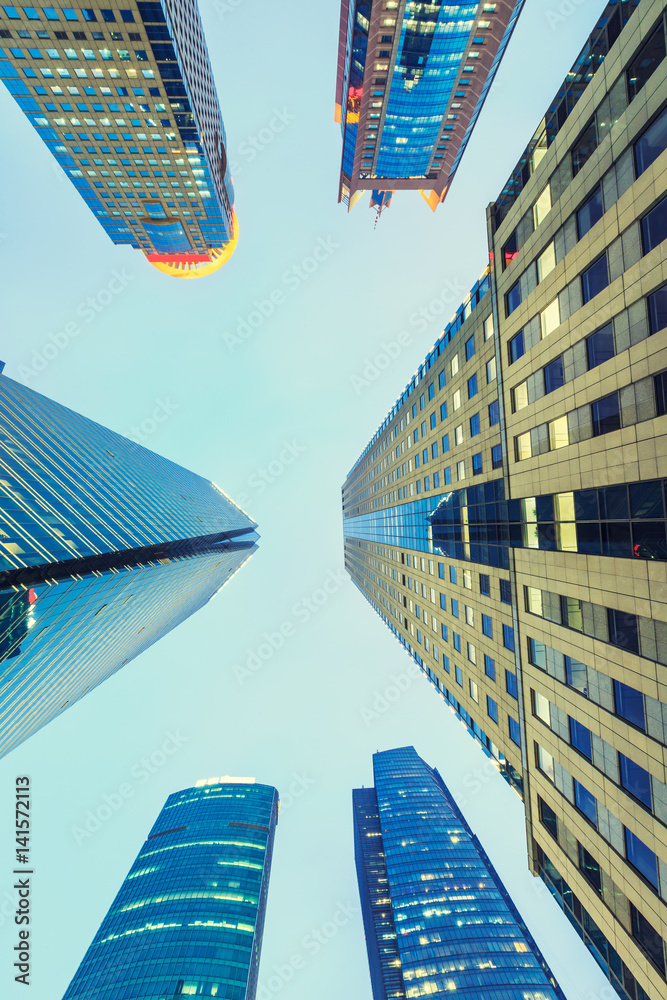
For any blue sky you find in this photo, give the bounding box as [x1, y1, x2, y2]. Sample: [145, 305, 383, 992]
[0, 0, 614, 997]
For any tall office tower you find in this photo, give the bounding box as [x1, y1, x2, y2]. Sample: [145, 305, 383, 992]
[0, 368, 257, 757]
[343, 1, 667, 996]
[334, 0, 524, 216]
[353, 746, 565, 999]
[0, 0, 236, 278]
[62, 777, 279, 1000]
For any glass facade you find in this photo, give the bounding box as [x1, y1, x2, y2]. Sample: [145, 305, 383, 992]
[0, 369, 257, 756]
[354, 747, 565, 999]
[62, 778, 279, 1000]
[335, 0, 525, 212]
[0, 0, 236, 277]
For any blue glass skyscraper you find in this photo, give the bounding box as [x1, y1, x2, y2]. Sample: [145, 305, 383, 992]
[62, 777, 279, 1000]
[0, 367, 257, 756]
[354, 746, 565, 999]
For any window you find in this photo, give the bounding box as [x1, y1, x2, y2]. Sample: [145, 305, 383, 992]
[456, 460, 465, 481]
[484, 654, 495, 679]
[482, 614, 493, 637]
[620, 753, 652, 808]
[491, 444, 502, 469]
[635, 106, 667, 177]
[440, 401, 448, 420]
[586, 322, 614, 369]
[472, 453, 482, 475]
[486, 357, 497, 383]
[487, 696, 498, 723]
[641, 195, 667, 254]
[479, 574, 490, 596]
[608, 607, 639, 654]
[537, 745, 555, 781]
[631, 903, 666, 976]
[444, 466, 451, 485]
[467, 374, 477, 398]
[577, 185, 604, 238]
[572, 117, 598, 176]
[465, 605, 474, 627]
[449, 566, 457, 585]
[454, 424, 463, 446]
[441, 623, 448, 641]
[565, 655, 587, 693]
[627, 22, 666, 101]
[455, 665, 463, 686]
[438, 370, 446, 390]
[649, 284, 667, 335]
[506, 281, 521, 315]
[453, 389, 461, 410]
[438, 563, 445, 580]
[614, 679, 645, 729]
[548, 415, 569, 451]
[488, 399, 499, 426]
[470, 413, 480, 436]
[469, 678, 478, 702]
[509, 716, 521, 746]
[509, 330, 524, 363]
[591, 392, 620, 436]
[625, 828, 658, 888]
[428, 382, 434, 401]
[540, 798, 558, 840]
[499, 579, 511, 604]
[579, 843, 602, 893]
[569, 717, 592, 759]
[533, 183, 551, 227]
[502, 229, 518, 268]
[540, 298, 560, 338]
[537, 241, 556, 282]
[463, 571, 471, 589]
[533, 691, 550, 725]
[451, 598, 459, 618]
[453, 632, 461, 652]
[581, 253, 609, 304]
[544, 356, 564, 394]
[516, 432, 532, 461]
[430, 414, 436, 431]
[505, 669, 518, 698]
[502, 624, 515, 651]
[442, 433, 450, 453]
[484, 315, 494, 341]
[451, 354, 459, 376]
[574, 779, 597, 826]
[465, 335, 475, 360]
[656, 370, 667, 417]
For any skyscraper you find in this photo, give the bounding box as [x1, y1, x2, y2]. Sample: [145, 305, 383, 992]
[334, 0, 524, 216]
[0, 0, 236, 278]
[0, 367, 257, 757]
[343, 1, 667, 996]
[62, 776, 279, 1000]
[354, 746, 565, 999]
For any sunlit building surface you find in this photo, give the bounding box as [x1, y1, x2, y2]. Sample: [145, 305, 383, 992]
[0, 0, 236, 277]
[62, 778, 279, 1000]
[343, 0, 667, 996]
[353, 746, 565, 999]
[334, 0, 525, 215]
[0, 368, 257, 757]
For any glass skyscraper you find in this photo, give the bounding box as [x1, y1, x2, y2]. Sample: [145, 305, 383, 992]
[62, 777, 279, 1000]
[0, 367, 257, 756]
[335, 0, 525, 215]
[354, 746, 565, 999]
[344, 1, 667, 996]
[0, 0, 236, 278]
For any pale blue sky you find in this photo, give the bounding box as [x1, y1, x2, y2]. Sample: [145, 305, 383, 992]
[0, 0, 614, 997]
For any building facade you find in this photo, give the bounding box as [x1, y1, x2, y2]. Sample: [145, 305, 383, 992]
[353, 746, 565, 999]
[62, 777, 279, 1000]
[0, 368, 257, 757]
[0, 0, 236, 278]
[343, 1, 667, 996]
[334, 0, 524, 215]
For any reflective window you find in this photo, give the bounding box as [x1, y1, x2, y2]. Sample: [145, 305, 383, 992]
[569, 717, 592, 759]
[625, 827, 658, 888]
[581, 254, 609, 303]
[509, 716, 521, 746]
[641, 195, 667, 254]
[574, 779, 597, 826]
[487, 696, 498, 722]
[620, 753, 652, 808]
[631, 903, 666, 975]
[506, 281, 521, 316]
[540, 798, 558, 840]
[484, 654, 495, 680]
[614, 679, 645, 729]
[586, 322, 614, 369]
[572, 118, 598, 176]
[544, 356, 564, 393]
[505, 669, 517, 698]
[577, 185, 603, 238]
[649, 284, 667, 335]
[502, 229, 517, 269]
[591, 392, 620, 436]
[627, 23, 666, 101]
[508, 329, 524, 363]
[488, 399, 500, 426]
[635, 105, 667, 177]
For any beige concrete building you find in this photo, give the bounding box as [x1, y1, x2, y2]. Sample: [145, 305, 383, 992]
[342, 1, 667, 996]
